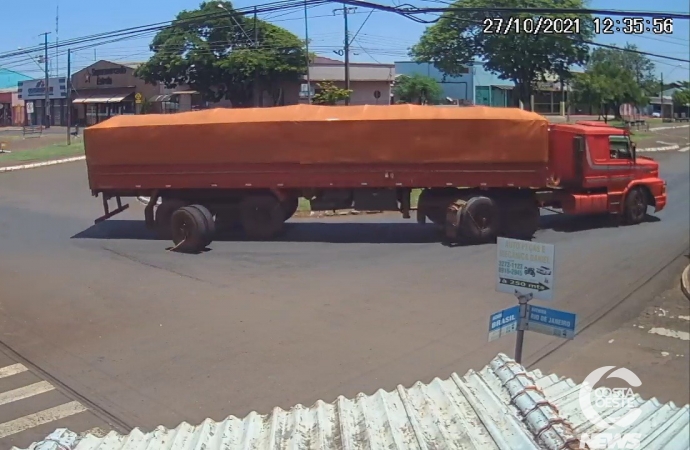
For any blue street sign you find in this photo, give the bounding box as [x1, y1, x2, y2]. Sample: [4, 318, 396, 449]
[488, 305, 520, 342]
[525, 305, 576, 340]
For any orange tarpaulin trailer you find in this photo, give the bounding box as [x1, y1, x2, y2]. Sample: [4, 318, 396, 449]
[84, 104, 549, 169]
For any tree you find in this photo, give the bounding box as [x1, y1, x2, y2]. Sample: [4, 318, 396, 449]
[573, 45, 651, 119]
[135, 1, 307, 107]
[410, 0, 593, 108]
[393, 74, 443, 104]
[672, 82, 690, 108]
[311, 82, 352, 105]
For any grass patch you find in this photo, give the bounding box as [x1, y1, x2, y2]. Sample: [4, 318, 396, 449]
[0, 142, 84, 163]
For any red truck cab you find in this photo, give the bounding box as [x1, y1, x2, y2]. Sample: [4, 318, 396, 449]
[545, 123, 666, 220]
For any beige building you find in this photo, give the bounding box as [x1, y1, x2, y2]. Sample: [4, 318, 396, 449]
[70, 60, 200, 125]
[301, 56, 395, 105]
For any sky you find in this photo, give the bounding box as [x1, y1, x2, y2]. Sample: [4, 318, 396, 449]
[2, 0, 688, 83]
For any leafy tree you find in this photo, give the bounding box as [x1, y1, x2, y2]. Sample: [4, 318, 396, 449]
[573, 45, 651, 119]
[672, 82, 690, 107]
[135, 1, 306, 107]
[589, 43, 657, 95]
[393, 74, 443, 104]
[410, 0, 593, 108]
[311, 82, 352, 105]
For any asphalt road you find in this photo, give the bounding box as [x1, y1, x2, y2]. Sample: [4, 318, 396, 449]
[0, 149, 688, 448]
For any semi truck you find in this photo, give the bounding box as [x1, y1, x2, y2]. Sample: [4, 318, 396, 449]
[84, 105, 667, 253]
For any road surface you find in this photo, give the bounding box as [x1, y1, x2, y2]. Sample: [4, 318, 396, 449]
[0, 149, 687, 448]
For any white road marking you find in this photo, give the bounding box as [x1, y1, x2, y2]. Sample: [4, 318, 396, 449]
[637, 145, 679, 152]
[678, 315, 690, 321]
[679, 147, 689, 153]
[656, 141, 676, 146]
[650, 124, 690, 131]
[0, 401, 87, 439]
[0, 364, 28, 379]
[0, 381, 54, 407]
[648, 327, 690, 341]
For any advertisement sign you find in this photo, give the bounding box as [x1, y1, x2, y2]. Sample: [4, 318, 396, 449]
[18, 78, 67, 101]
[496, 237, 555, 301]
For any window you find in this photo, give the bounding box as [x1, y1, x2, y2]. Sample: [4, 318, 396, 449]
[609, 136, 632, 160]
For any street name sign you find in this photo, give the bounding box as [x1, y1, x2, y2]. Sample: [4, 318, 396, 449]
[496, 237, 555, 301]
[524, 305, 576, 340]
[488, 305, 519, 342]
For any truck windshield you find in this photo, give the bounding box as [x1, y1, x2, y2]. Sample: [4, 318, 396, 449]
[609, 135, 632, 160]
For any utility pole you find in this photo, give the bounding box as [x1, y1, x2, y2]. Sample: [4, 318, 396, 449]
[333, 5, 356, 105]
[40, 32, 51, 128]
[659, 72, 664, 118]
[66, 49, 71, 145]
[253, 6, 260, 107]
[304, 0, 312, 103]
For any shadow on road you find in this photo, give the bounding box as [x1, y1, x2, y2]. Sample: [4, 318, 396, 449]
[71, 213, 661, 245]
[71, 219, 444, 244]
[539, 213, 660, 233]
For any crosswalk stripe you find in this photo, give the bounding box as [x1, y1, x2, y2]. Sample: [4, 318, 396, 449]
[0, 381, 55, 407]
[0, 401, 88, 439]
[0, 364, 28, 379]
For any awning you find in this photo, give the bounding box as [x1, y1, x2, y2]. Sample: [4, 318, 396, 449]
[72, 93, 134, 104]
[149, 94, 173, 102]
[172, 90, 199, 95]
[491, 85, 514, 90]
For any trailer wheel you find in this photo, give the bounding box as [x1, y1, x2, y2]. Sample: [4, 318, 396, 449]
[170, 206, 211, 253]
[155, 199, 188, 239]
[240, 195, 285, 240]
[459, 196, 500, 242]
[418, 189, 448, 226]
[187, 204, 216, 247]
[623, 187, 648, 225]
[283, 197, 299, 221]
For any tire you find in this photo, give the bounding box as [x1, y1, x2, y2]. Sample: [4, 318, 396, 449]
[459, 196, 500, 242]
[624, 187, 648, 225]
[155, 199, 188, 239]
[187, 204, 216, 247]
[502, 202, 540, 240]
[240, 195, 285, 240]
[283, 197, 299, 221]
[214, 206, 242, 231]
[170, 206, 210, 253]
[418, 189, 449, 226]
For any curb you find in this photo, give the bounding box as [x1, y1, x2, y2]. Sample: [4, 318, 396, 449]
[682, 264, 690, 301]
[649, 124, 690, 131]
[0, 155, 85, 173]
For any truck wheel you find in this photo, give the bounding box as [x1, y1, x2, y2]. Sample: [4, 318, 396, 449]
[187, 204, 216, 247]
[624, 187, 648, 225]
[502, 203, 540, 240]
[240, 195, 285, 240]
[155, 199, 187, 239]
[459, 196, 500, 242]
[170, 206, 211, 253]
[283, 197, 299, 221]
[215, 206, 241, 232]
[418, 190, 447, 225]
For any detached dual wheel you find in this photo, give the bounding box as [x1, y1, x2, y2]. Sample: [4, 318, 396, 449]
[169, 204, 216, 253]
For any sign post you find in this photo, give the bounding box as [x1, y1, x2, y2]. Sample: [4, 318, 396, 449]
[489, 237, 576, 364]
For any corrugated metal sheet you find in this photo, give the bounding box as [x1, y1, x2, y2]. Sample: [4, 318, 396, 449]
[17, 354, 689, 450]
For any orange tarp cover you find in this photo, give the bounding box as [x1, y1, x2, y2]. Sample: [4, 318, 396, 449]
[84, 104, 549, 166]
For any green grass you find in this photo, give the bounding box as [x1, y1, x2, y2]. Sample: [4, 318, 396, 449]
[0, 142, 84, 163]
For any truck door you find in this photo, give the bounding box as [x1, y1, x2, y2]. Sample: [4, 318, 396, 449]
[573, 135, 585, 182]
[607, 135, 634, 189]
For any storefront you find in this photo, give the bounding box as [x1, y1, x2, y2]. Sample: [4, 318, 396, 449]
[71, 61, 159, 125]
[17, 77, 68, 126]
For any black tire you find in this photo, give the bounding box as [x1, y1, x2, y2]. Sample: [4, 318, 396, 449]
[155, 199, 188, 239]
[187, 204, 216, 247]
[240, 195, 285, 240]
[624, 187, 648, 225]
[502, 202, 540, 240]
[170, 206, 210, 253]
[214, 206, 242, 232]
[418, 189, 448, 226]
[459, 196, 500, 242]
[283, 197, 299, 221]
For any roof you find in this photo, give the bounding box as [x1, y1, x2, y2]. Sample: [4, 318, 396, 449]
[18, 353, 689, 450]
[552, 123, 627, 136]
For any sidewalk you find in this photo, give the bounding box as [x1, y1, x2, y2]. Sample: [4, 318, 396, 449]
[548, 281, 690, 405]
